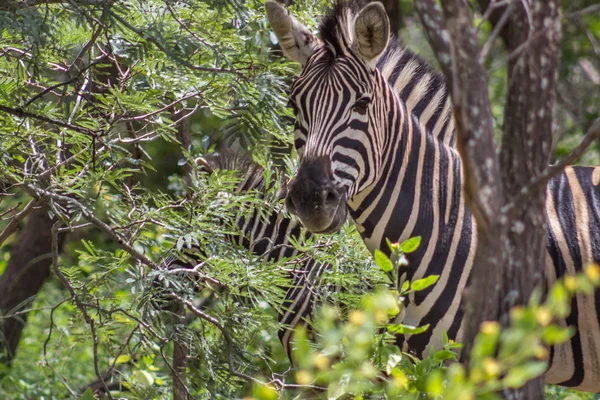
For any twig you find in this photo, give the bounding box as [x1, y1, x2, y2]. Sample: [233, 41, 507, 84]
[108, 11, 250, 79]
[42, 297, 78, 396]
[480, 1, 515, 63]
[180, 297, 265, 385]
[180, 295, 321, 392]
[165, 2, 218, 53]
[66, 4, 109, 75]
[79, 303, 168, 342]
[0, 46, 67, 71]
[159, 343, 194, 400]
[58, 222, 93, 232]
[0, 104, 100, 137]
[22, 54, 109, 108]
[24, 184, 160, 270]
[476, 0, 512, 32]
[563, 4, 600, 19]
[121, 91, 203, 122]
[502, 118, 600, 218]
[79, 325, 138, 396]
[0, 199, 40, 247]
[0, 202, 22, 219]
[506, 27, 552, 63]
[0, 300, 69, 320]
[51, 221, 113, 398]
[165, 264, 228, 290]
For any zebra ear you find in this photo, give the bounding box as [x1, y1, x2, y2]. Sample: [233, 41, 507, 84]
[265, 0, 318, 65]
[353, 2, 389, 68]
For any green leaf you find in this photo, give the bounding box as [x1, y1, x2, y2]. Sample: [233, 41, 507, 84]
[432, 349, 457, 363]
[374, 249, 394, 272]
[410, 275, 439, 292]
[401, 280, 410, 292]
[426, 369, 445, 396]
[114, 354, 130, 365]
[401, 236, 421, 253]
[542, 325, 574, 345]
[388, 323, 430, 335]
[80, 388, 96, 400]
[503, 361, 547, 388]
[131, 370, 154, 386]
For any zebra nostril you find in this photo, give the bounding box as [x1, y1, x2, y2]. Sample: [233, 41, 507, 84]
[323, 188, 339, 207]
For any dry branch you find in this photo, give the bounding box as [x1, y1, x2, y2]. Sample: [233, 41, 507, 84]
[503, 117, 600, 220]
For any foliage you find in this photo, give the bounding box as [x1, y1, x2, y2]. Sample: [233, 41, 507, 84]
[272, 242, 600, 400]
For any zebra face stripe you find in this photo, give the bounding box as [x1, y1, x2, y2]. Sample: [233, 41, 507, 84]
[285, 49, 386, 233]
[268, 1, 390, 234]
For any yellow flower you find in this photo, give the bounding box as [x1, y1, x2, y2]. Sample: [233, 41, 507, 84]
[536, 307, 552, 326]
[374, 309, 388, 324]
[314, 353, 330, 371]
[480, 321, 500, 335]
[535, 346, 549, 360]
[564, 275, 578, 291]
[483, 358, 500, 376]
[585, 264, 600, 283]
[295, 370, 314, 385]
[349, 310, 366, 326]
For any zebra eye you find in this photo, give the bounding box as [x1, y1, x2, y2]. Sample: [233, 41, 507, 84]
[353, 97, 371, 112]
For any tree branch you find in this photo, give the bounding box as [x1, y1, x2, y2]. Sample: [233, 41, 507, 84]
[109, 11, 252, 79]
[0, 104, 100, 137]
[0, 199, 40, 248]
[22, 184, 160, 269]
[502, 117, 600, 219]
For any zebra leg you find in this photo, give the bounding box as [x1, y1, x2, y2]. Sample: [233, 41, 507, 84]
[278, 259, 330, 365]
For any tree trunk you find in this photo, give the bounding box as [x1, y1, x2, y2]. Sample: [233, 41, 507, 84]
[0, 206, 64, 366]
[173, 338, 189, 400]
[416, 0, 561, 397]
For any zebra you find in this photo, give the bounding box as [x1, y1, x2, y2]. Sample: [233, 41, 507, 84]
[266, 0, 600, 392]
[158, 150, 331, 364]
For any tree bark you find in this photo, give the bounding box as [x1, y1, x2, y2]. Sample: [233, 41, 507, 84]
[416, 0, 561, 397]
[0, 206, 64, 366]
[497, 3, 560, 397]
[498, 0, 560, 329]
[173, 337, 190, 400]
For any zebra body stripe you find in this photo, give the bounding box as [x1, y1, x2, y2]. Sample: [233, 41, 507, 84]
[269, 0, 600, 392]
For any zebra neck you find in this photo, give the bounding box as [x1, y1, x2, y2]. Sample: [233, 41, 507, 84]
[347, 93, 474, 275]
[346, 84, 477, 357]
[379, 46, 456, 147]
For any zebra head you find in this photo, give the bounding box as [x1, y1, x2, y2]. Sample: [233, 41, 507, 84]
[266, 0, 390, 233]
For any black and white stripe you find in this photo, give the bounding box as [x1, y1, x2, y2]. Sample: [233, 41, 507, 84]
[162, 151, 329, 364]
[271, 0, 600, 392]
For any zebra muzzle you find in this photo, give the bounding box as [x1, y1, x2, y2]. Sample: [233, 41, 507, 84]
[286, 158, 348, 234]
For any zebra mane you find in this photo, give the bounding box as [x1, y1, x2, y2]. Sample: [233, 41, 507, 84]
[319, 0, 454, 145]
